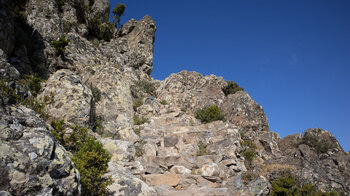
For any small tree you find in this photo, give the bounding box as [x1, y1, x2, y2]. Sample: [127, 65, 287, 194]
[112, 3, 126, 28]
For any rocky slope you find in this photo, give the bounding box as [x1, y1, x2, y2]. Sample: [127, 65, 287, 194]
[0, 0, 349, 195]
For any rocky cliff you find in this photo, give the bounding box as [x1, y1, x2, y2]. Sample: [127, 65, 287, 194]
[0, 0, 349, 195]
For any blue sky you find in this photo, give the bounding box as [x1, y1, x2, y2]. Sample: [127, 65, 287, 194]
[109, 0, 350, 151]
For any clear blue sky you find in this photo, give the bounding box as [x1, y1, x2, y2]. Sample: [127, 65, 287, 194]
[109, 0, 350, 151]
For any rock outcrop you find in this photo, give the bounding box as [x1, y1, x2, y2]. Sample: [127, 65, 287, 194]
[156, 71, 226, 112]
[221, 91, 269, 132]
[38, 69, 93, 126]
[0, 105, 80, 195]
[0, 0, 349, 195]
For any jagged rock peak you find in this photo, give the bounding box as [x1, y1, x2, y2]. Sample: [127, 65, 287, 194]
[157, 70, 269, 132]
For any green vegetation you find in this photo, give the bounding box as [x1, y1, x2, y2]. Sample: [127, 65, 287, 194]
[160, 100, 167, 105]
[270, 173, 344, 196]
[55, 0, 65, 10]
[72, 0, 114, 41]
[51, 123, 111, 195]
[239, 138, 257, 168]
[43, 92, 55, 104]
[90, 84, 101, 102]
[72, 138, 111, 196]
[0, 80, 21, 103]
[131, 80, 156, 97]
[63, 21, 75, 32]
[50, 36, 70, 56]
[196, 141, 211, 156]
[133, 98, 143, 111]
[112, 3, 126, 28]
[50, 120, 65, 142]
[22, 97, 49, 119]
[133, 115, 148, 125]
[1, 75, 49, 119]
[25, 74, 43, 96]
[240, 139, 257, 162]
[222, 81, 244, 96]
[15, 74, 43, 97]
[195, 105, 225, 123]
[133, 128, 141, 136]
[90, 115, 104, 135]
[300, 132, 337, 154]
[87, 18, 114, 41]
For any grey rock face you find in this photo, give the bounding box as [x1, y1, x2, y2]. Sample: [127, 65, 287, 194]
[156, 70, 227, 112]
[85, 65, 133, 135]
[0, 105, 80, 195]
[91, 0, 110, 23]
[0, 49, 20, 80]
[1, 0, 349, 195]
[271, 128, 350, 193]
[38, 69, 93, 126]
[117, 15, 156, 75]
[0, 0, 15, 55]
[221, 91, 270, 132]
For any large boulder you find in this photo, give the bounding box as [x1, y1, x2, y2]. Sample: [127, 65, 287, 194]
[221, 91, 269, 132]
[85, 65, 134, 136]
[38, 69, 93, 126]
[106, 162, 157, 196]
[156, 71, 226, 112]
[0, 105, 80, 195]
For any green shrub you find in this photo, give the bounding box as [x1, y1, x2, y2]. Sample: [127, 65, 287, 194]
[50, 120, 65, 142]
[90, 115, 104, 135]
[72, 137, 111, 196]
[160, 100, 167, 105]
[0, 80, 21, 102]
[63, 21, 74, 32]
[240, 139, 257, 163]
[196, 141, 211, 156]
[90, 84, 101, 102]
[22, 97, 48, 119]
[43, 92, 55, 104]
[1, 75, 48, 118]
[55, 0, 65, 10]
[133, 98, 143, 111]
[271, 173, 298, 196]
[222, 81, 244, 96]
[87, 18, 114, 41]
[16, 74, 43, 97]
[51, 123, 112, 195]
[133, 128, 140, 136]
[50, 36, 69, 56]
[195, 105, 225, 123]
[300, 132, 337, 154]
[271, 173, 345, 196]
[133, 115, 148, 125]
[112, 3, 126, 28]
[131, 80, 156, 97]
[25, 74, 43, 97]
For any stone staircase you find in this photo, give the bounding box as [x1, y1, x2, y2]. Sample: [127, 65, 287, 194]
[102, 104, 249, 195]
